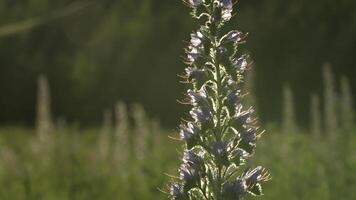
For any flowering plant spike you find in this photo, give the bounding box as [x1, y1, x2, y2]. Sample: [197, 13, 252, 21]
[169, 0, 270, 199]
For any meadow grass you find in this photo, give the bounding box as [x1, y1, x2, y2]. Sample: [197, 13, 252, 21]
[0, 123, 354, 200]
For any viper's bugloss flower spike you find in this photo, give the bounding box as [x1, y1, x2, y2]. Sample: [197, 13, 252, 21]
[169, 0, 270, 199]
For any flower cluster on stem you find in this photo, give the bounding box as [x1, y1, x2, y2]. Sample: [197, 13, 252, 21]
[170, 0, 270, 199]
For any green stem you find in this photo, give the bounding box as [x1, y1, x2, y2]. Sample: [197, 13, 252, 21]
[207, 2, 225, 200]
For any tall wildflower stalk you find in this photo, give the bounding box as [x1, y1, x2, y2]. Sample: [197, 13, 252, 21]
[169, 1, 270, 199]
[36, 75, 53, 142]
[310, 93, 322, 138]
[97, 109, 112, 160]
[282, 84, 297, 134]
[133, 103, 149, 161]
[114, 102, 129, 167]
[323, 63, 338, 136]
[340, 76, 354, 134]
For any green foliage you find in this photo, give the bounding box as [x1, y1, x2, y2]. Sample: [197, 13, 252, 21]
[0, 122, 354, 199]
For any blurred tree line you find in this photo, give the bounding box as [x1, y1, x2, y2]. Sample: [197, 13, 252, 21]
[0, 0, 355, 127]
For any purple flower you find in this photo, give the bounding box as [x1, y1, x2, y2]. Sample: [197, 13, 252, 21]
[227, 89, 240, 105]
[186, 46, 202, 65]
[222, 178, 247, 199]
[190, 31, 205, 47]
[179, 122, 200, 148]
[231, 148, 249, 165]
[179, 163, 199, 190]
[222, 182, 235, 199]
[212, 141, 227, 156]
[241, 128, 258, 144]
[211, 141, 229, 166]
[183, 150, 205, 172]
[221, 30, 245, 44]
[187, 89, 207, 105]
[222, 76, 238, 90]
[220, 0, 233, 21]
[183, 150, 201, 166]
[233, 108, 254, 126]
[185, 67, 207, 84]
[170, 183, 187, 200]
[245, 166, 263, 183]
[234, 178, 248, 197]
[232, 55, 248, 72]
[190, 105, 213, 124]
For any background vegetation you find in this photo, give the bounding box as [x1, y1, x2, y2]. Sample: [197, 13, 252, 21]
[0, 0, 355, 199]
[0, 0, 355, 126]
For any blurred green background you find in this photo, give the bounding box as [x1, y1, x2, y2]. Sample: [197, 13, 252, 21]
[0, 0, 355, 127]
[0, 0, 355, 199]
